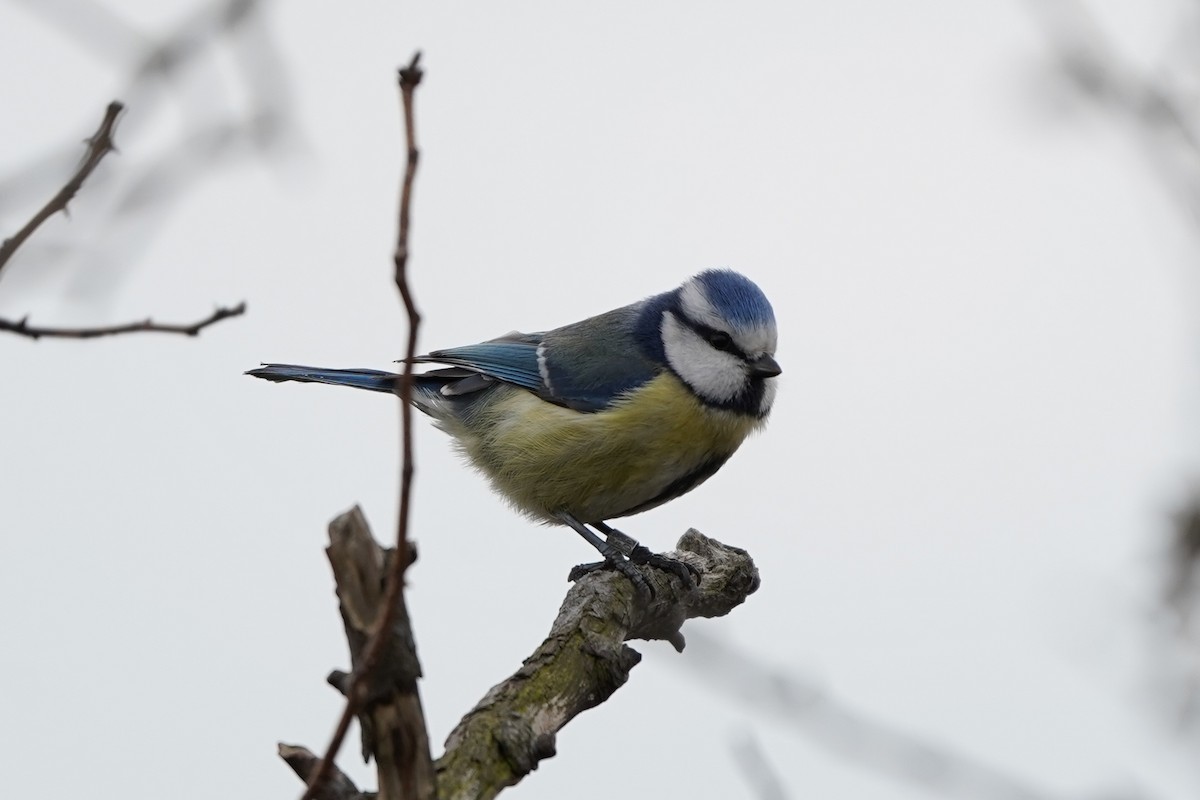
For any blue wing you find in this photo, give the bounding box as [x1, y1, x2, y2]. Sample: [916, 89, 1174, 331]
[416, 303, 665, 413]
[415, 332, 546, 393]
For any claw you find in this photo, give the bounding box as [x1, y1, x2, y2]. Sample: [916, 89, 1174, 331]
[568, 560, 607, 582]
[629, 545, 699, 589]
[557, 513, 693, 602]
[568, 557, 652, 602]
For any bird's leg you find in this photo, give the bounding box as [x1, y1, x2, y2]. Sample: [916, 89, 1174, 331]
[594, 524, 638, 557]
[557, 512, 652, 600]
[593, 521, 699, 588]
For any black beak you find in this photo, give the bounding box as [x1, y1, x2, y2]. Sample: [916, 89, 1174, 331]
[747, 353, 782, 378]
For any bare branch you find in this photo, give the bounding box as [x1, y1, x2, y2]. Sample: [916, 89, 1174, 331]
[296, 51, 432, 800]
[2, 1, 301, 290]
[320, 508, 434, 800]
[390, 47, 425, 654]
[393, 51, 423, 293]
[0, 102, 124, 280]
[279, 511, 429, 800]
[0, 302, 245, 340]
[435, 530, 760, 800]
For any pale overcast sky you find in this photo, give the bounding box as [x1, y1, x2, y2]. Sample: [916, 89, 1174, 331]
[2, 2, 1198, 799]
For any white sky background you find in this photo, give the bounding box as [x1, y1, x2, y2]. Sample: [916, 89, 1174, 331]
[2, 2, 1198, 799]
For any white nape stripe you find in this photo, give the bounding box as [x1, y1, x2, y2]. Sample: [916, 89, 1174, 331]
[678, 277, 726, 331]
[661, 311, 745, 404]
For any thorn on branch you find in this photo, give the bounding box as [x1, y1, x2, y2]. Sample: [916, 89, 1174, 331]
[326, 670, 353, 698]
[0, 101, 125, 279]
[398, 51, 423, 87]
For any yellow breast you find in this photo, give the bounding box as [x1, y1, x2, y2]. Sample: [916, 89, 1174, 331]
[439, 372, 765, 523]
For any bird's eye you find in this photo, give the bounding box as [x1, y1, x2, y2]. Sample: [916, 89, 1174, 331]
[706, 330, 735, 352]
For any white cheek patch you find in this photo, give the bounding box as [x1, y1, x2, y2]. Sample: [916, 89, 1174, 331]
[661, 311, 744, 403]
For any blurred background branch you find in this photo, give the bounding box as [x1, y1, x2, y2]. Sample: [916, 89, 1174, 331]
[1, 0, 299, 307]
[0, 301, 244, 339]
[1027, 0, 1200, 226]
[683, 633, 1155, 800]
[0, 97, 245, 338]
[0, 101, 122, 280]
[1026, 0, 1200, 750]
[731, 732, 791, 800]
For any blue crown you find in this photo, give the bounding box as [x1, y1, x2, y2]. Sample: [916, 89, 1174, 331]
[694, 269, 775, 328]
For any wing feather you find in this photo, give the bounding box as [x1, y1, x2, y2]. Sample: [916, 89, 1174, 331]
[415, 302, 665, 412]
[415, 333, 545, 392]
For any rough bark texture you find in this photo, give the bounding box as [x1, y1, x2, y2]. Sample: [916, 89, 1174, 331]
[325, 507, 437, 800]
[434, 529, 760, 800]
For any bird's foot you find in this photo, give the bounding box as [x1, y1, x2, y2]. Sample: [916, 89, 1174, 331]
[568, 546, 698, 596]
[629, 545, 699, 589]
[567, 560, 608, 581]
[593, 522, 697, 586]
[558, 514, 694, 601]
[568, 555, 653, 601]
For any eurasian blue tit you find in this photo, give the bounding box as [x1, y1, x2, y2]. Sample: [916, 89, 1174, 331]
[249, 269, 780, 594]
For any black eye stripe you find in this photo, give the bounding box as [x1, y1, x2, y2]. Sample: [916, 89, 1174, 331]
[707, 331, 734, 350]
[688, 321, 743, 356]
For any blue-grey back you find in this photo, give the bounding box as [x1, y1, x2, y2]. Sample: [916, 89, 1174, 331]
[419, 299, 668, 413]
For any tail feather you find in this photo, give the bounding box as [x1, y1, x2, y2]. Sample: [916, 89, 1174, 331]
[247, 364, 398, 394]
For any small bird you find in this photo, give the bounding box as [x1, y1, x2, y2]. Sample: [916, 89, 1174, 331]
[249, 269, 780, 595]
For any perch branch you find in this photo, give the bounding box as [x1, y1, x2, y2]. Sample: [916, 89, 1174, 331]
[0, 302, 245, 340]
[0, 101, 124, 279]
[293, 51, 432, 800]
[434, 529, 760, 800]
[281, 515, 759, 800]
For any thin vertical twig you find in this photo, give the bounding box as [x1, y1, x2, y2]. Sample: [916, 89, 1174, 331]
[298, 50, 430, 800]
[392, 49, 423, 599]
